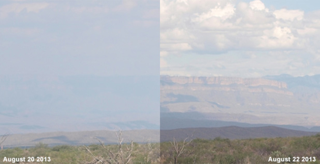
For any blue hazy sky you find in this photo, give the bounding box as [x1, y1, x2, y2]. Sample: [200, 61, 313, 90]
[161, 0, 320, 77]
[0, 0, 159, 134]
[0, 0, 159, 76]
[245, 0, 320, 12]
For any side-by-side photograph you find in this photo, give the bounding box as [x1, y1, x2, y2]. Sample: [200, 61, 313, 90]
[1, 0, 320, 164]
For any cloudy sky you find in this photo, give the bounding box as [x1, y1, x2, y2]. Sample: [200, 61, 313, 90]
[0, 0, 159, 133]
[0, 0, 159, 76]
[160, 0, 320, 77]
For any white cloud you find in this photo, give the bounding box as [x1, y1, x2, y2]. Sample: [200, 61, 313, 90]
[273, 9, 304, 21]
[0, 3, 50, 18]
[160, 0, 320, 76]
[249, 0, 267, 11]
[192, 3, 235, 22]
[258, 26, 296, 49]
[297, 28, 317, 36]
[161, 28, 193, 41]
[160, 51, 168, 57]
[160, 58, 167, 68]
[161, 43, 192, 51]
[160, 0, 312, 54]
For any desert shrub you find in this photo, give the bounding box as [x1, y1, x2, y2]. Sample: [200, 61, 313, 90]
[34, 142, 49, 149]
[52, 145, 73, 152]
[0, 147, 24, 157]
[0, 141, 159, 164]
[313, 148, 320, 159]
[160, 134, 320, 164]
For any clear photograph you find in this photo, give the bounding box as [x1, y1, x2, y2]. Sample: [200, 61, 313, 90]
[160, 0, 320, 163]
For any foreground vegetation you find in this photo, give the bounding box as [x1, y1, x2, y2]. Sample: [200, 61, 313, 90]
[2, 134, 320, 163]
[0, 142, 160, 164]
[161, 134, 320, 164]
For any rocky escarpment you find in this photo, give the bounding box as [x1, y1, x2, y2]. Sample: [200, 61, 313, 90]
[161, 75, 320, 127]
[161, 76, 287, 89]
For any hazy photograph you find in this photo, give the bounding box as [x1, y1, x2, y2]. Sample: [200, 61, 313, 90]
[0, 0, 159, 163]
[160, 0, 320, 163]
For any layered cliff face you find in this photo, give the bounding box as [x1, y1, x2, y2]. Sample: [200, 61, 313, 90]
[161, 75, 320, 126]
[161, 76, 292, 96]
[161, 76, 287, 89]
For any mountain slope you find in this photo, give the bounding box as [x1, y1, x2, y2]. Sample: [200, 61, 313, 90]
[160, 115, 320, 132]
[3, 129, 160, 148]
[160, 75, 320, 126]
[160, 126, 318, 142]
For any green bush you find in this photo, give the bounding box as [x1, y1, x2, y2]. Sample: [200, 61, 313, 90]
[160, 134, 320, 164]
[0, 142, 160, 164]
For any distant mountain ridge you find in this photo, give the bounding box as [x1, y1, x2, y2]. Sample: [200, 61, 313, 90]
[160, 74, 320, 126]
[161, 114, 320, 132]
[2, 129, 159, 148]
[160, 126, 318, 142]
[161, 76, 287, 88]
[0, 75, 159, 134]
[264, 74, 320, 90]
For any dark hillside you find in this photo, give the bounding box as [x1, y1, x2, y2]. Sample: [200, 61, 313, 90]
[161, 134, 320, 164]
[160, 126, 317, 142]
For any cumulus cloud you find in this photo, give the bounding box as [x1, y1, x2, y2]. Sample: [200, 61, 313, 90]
[161, 43, 192, 51]
[258, 26, 296, 49]
[160, 58, 167, 68]
[192, 3, 235, 22]
[273, 9, 304, 21]
[160, 51, 168, 57]
[160, 0, 320, 77]
[249, 0, 267, 11]
[160, 0, 308, 53]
